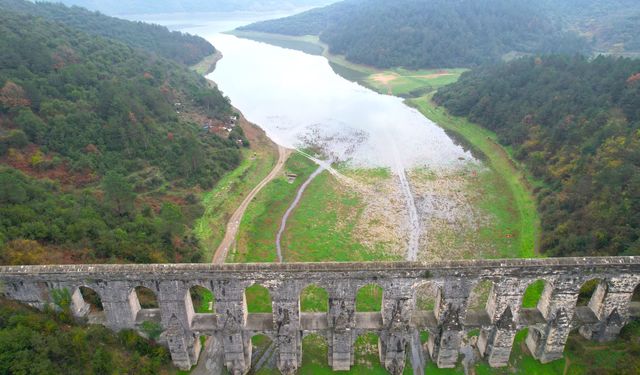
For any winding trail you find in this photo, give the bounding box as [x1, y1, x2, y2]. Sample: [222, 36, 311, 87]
[212, 144, 291, 264]
[275, 165, 325, 262]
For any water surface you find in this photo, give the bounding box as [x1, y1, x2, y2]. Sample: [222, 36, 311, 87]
[137, 13, 474, 171]
[209, 34, 473, 170]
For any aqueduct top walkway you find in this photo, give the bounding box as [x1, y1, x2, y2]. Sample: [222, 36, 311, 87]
[1, 256, 640, 374]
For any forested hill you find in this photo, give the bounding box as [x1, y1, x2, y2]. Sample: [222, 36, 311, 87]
[434, 56, 640, 257]
[51, 0, 335, 14]
[538, 0, 640, 57]
[0, 8, 245, 265]
[240, 0, 589, 69]
[0, 0, 215, 65]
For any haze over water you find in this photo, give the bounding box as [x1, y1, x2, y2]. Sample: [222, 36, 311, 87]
[211, 34, 476, 170]
[138, 12, 474, 170]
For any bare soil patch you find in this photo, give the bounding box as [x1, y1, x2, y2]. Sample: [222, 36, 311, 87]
[409, 166, 492, 262]
[370, 73, 399, 85]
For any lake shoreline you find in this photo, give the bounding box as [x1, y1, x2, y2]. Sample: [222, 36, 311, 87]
[227, 29, 540, 259]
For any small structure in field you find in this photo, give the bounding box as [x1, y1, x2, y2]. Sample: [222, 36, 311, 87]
[286, 173, 298, 183]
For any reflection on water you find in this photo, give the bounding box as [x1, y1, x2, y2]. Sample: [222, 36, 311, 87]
[209, 34, 473, 170]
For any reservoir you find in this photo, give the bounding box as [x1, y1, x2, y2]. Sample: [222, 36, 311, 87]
[135, 12, 474, 171]
[132, 11, 481, 261]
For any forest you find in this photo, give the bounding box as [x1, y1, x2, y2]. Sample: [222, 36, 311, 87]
[0, 298, 172, 374]
[0, 0, 215, 65]
[54, 0, 335, 14]
[434, 55, 640, 257]
[241, 0, 590, 69]
[538, 0, 640, 56]
[0, 4, 244, 265]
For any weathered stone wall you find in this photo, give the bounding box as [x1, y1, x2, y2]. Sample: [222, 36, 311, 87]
[1, 257, 639, 374]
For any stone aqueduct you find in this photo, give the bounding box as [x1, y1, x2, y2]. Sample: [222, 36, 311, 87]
[1, 257, 640, 374]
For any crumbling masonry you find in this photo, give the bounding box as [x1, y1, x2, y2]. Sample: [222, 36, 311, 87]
[1, 257, 639, 374]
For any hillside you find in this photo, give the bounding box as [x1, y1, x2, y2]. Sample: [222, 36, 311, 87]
[240, 0, 589, 69]
[0, 6, 246, 265]
[434, 55, 640, 257]
[51, 0, 336, 14]
[539, 0, 640, 56]
[0, 0, 215, 65]
[0, 298, 174, 374]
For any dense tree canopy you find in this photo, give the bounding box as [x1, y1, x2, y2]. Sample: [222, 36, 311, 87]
[0, 7, 243, 264]
[0, 299, 172, 374]
[0, 0, 215, 65]
[434, 55, 640, 257]
[241, 0, 589, 69]
[53, 0, 335, 14]
[538, 0, 640, 55]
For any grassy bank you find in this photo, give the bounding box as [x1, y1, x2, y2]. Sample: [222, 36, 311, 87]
[231, 152, 318, 263]
[407, 94, 539, 257]
[190, 50, 223, 76]
[228, 30, 465, 96]
[193, 118, 278, 261]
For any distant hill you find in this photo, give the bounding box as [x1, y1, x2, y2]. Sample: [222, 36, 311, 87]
[48, 0, 336, 15]
[538, 0, 640, 56]
[0, 0, 215, 65]
[0, 4, 245, 264]
[240, 0, 589, 69]
[434, 55, 640, 257]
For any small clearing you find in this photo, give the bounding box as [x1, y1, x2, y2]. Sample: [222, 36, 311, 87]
[370, 72, 399, 84]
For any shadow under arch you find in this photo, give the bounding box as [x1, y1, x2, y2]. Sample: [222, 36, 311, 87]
[134, 286, 159, 309]
[249, 334, 276, 374]
[245, 284, 272, 313]
[300, 284, 329, 312]
[356, 283, 383, 312]
[71, 285, 104, 320]
[79, 286, 103, 312]
[190, 285, 215, 314]
[577, 278, 603, 307]
[632, 282, 640, 303]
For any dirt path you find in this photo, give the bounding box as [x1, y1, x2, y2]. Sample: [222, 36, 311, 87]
[212, 144, 291, 264]
[276, 165, 325, 262]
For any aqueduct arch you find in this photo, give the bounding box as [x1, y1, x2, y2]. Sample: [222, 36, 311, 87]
[1, 257, 640, 374]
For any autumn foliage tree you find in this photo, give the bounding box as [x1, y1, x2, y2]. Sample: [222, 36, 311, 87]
[0, 81, 30, 109]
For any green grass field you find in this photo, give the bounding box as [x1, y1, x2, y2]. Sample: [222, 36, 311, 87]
[282, 171, 399, 263]
[364, 68, 467, 97]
